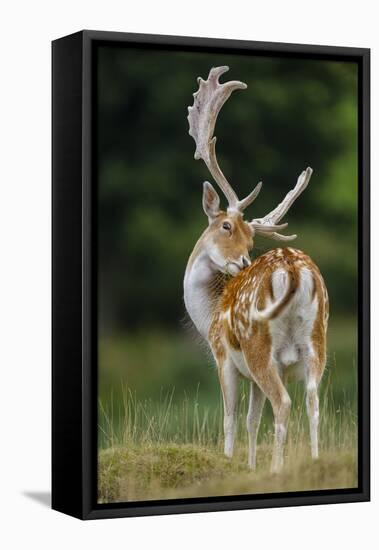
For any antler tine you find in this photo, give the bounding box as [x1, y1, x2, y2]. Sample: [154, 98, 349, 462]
[249, 167, 313, 241]
[188, 66, 247, 208]
[236, 181, 263, 211]
[257, 167, 313, 225]
[269, 232, 298, 242]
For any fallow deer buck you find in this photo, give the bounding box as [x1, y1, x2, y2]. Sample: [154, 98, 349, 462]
[184, 66, 328, 473]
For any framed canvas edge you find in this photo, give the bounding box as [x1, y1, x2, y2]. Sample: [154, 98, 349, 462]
[52, 31, 85, 519]
[58, 28, 371, 57]
[52, 30, 370, 520]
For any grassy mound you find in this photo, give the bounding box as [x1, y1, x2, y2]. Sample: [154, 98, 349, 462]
[98, 443, 357, 503]
[98, 444, 249, 503]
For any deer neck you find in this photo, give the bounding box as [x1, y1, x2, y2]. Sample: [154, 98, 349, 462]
[184, 232, 227, 340]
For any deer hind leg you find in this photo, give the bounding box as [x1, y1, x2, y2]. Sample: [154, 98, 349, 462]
[246, 381, 265, 470]
[305, 354, 325, 460]
[269, 373, 291, 474]
[246, 360, 291, 473]
[306, 376, 319, 459]
[217, 356, 239, 458]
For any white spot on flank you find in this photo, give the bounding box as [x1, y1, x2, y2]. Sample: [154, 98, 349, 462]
[223, 308, 232, 327]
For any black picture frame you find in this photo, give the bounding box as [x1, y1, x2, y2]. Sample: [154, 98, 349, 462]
[52, 30, 370, 520]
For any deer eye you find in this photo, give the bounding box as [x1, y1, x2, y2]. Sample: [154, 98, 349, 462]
[222, 221, 232, 232]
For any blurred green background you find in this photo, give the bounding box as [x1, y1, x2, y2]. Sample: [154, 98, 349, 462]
[97, 45, 358, 447]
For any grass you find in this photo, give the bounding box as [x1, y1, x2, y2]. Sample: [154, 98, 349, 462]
[98, 376, 358, 503]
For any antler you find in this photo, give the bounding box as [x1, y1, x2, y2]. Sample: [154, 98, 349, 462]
[187, 67, 312, 240]
[249, 167, 313, 241]
[187, 66, 262, 211]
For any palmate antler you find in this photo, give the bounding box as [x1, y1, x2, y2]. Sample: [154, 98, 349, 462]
[187, 66, 312, 241]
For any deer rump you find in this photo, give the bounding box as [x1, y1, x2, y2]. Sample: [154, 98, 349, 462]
[229, 264, 318, 381]
[268, 268, 318, 370]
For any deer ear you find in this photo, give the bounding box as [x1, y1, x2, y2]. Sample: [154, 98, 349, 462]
[202, 181, 220, 222]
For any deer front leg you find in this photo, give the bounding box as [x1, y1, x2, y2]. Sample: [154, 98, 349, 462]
[246, 381, 266, 470]
[218, 357, 239, 458]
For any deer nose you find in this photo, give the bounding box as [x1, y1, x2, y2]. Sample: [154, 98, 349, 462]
[241, 255, 251, 268]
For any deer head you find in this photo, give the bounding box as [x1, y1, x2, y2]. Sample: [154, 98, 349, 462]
[187, 66, 313, 276]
